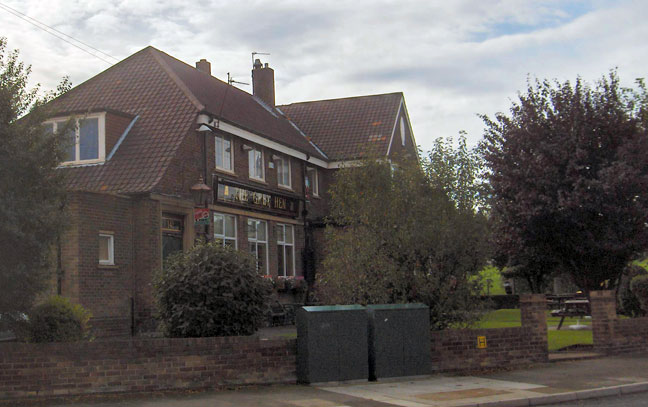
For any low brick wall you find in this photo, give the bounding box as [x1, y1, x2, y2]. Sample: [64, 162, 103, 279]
[430, 294, 548, 372]
[591, 290, 648, 354]
[431, 326, 546, 372]
[0, 336, 296, 400]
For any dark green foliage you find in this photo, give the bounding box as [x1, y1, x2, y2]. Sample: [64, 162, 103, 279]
[618, 265, 646, 317]
[155, 240, 270, 337]
[482, 72, 648, 293]
[0, 38, 71, 318]
[27, 296, 92, 342]
[317, 154, 491, 330]
[630, 274, 648, 313]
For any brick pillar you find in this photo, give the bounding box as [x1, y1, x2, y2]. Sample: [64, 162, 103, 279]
[590, 290, 616, 353]
[520, 294, 548, 361]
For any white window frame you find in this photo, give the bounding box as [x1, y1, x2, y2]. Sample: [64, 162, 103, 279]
[276, 224, 295, 277]
[213, 212, 237, 248]
[306, 167, 319, 197]
[215, 133, 234, 172]
[247, 219, 269, 274]
[276, 155, 291, 189]
[248, 147, 265, 181]
[46, 113, 106, 165]
[98, 233, 114, 266]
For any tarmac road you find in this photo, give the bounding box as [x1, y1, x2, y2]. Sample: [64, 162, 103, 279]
[556, 391, 648, 406]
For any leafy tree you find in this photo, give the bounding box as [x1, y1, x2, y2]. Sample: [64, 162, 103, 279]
[0, 38, 71, 325]
[155, 240, 270, 337]
[481, 72, 648, 293]
[316, 156, 490, 330]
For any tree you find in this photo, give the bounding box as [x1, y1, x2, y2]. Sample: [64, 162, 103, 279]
[481, 72, 648, 293]
[316, 155, 490, 330]
[0, 38, 70, 325]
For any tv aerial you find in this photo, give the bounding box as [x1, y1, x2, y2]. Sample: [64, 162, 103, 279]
[227, 72, 249, 86]
[251, 51, 270, 66]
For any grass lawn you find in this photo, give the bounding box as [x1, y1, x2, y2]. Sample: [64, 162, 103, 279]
[472, 309, 593, 351]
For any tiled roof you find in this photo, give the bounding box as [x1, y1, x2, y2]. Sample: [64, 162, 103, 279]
[278, 93, 404, 161]
[51, 46, 325, 194]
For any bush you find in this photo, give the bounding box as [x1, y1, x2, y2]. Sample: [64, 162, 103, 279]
[630, 274, 648, 313]
[27, 296, 92, 342]
[155, 240, 270, 337]
[618, 264, 646, 317]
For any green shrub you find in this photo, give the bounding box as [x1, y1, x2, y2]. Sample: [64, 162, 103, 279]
[27, 296, 92, 342]
[155, 240, 270, 337]
[619, 264, 646, 317]
[630, 274, 648, 313]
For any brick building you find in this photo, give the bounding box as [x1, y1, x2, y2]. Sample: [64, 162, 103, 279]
[48, 46, 417, 337]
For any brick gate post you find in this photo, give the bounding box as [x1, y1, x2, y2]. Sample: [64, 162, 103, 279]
[589, 290, 616, 353]
[520, 294, 548, 362]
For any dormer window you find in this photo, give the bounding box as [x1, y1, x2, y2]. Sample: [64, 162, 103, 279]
[45, 113, 106, 165]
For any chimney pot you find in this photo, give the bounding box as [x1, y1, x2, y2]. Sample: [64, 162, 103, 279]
[195, 59, 211, 75]
[253, 59, 262, 69]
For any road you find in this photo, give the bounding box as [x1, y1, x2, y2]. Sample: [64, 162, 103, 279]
[556, 392, 648, 406]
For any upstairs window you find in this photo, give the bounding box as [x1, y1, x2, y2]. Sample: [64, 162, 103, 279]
[215, 134, 233, 171]
[45, 113, 106, 165]
[306, 167, 319, 197]
[276, 155, 291, 188]
[248, 146, 265, 181]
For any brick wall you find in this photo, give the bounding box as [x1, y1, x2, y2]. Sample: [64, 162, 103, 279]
[590, 290, 648, 354]
[430, 294, 548, 372]
[0, 336, 296, 400]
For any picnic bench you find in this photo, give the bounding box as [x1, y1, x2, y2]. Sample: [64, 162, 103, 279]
[550, 299, 590, 330]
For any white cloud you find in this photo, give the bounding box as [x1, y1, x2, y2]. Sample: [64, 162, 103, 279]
[1, 0, 646, 151]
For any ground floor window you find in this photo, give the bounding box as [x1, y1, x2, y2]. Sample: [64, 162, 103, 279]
[247, 218, 268, 274]
[162, 213, 184, 260]
[276, 224, 295, 277]
[213, 212, 237, 248]
[98, 233, 114, 265]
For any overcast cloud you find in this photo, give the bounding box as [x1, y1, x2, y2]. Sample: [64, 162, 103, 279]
[1, 0, 646, 152]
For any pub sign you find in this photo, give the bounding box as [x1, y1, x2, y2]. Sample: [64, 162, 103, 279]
[214, 178, 300, 217]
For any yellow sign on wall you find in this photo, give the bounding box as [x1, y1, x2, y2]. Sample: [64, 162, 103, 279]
[477, 336, 487, 349]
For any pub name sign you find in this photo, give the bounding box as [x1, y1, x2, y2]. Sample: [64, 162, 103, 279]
[214, 178, 300, 217]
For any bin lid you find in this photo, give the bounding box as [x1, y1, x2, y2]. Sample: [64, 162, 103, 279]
[366, 303, 428, 310]
[300, 304, 366, 312]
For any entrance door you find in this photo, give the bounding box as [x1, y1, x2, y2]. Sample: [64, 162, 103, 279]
[162, 213, 184, 260]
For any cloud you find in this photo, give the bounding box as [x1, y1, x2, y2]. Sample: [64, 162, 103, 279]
[1, 0, 646, 151]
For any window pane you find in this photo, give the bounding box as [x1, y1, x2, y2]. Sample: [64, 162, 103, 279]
[286, 246, 294, 276]
[248, 150, 254, 177]
[278, 246, 285, 277]
[275, 224, 284, 243]
[59, 121, 75, 162]
[225, 215, 236, 238]
[247, 219, 256, 239]
[285, 225, 293, 244]
[255, 150, 263, 178]
[214, 214, 224, 236]
[223, 137, 231, 170]
[257, 220, 266, 241]
[215, 136, 223, 168]
[257, 243, 267, 273]
[79, 118, 99, 160]
[99, 235, 110, 261]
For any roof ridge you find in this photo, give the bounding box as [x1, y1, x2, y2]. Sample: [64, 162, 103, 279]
[278, 91, 403, 107]
[148, 48, 205, 111]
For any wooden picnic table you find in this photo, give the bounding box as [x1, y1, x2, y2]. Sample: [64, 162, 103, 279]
[551, 299, 590, 330]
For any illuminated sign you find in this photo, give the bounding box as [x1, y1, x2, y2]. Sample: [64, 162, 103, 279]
[214, 178, 300, 217]
[477, 336, 487, 349]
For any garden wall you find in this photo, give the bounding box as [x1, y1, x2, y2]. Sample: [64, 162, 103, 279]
[591, 290, 648, 354]
[431, 294, 548, 372]
[0, 336, 295, 400]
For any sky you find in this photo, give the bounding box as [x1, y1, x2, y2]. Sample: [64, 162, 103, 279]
[1, 0, 647, 153]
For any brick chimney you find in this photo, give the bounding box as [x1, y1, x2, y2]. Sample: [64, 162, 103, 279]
[195, 59, 211, 75]
[252, 59, 275, 107]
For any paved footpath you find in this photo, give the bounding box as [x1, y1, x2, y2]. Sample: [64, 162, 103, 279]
[8, 353, 648, 407]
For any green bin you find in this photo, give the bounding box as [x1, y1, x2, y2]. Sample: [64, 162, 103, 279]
[296, 305, 368, 383]
[367, 303, 431, 380]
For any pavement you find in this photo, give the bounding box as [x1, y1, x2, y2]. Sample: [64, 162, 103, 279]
[8, 353, 648, 407]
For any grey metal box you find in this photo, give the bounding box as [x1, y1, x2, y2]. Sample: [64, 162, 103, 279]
[296, 305, 368, 383]
[367, 303, 431, 380]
